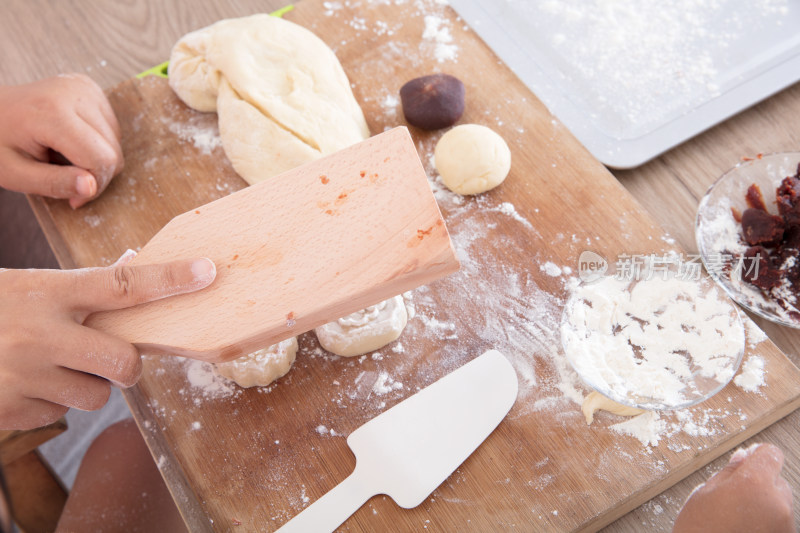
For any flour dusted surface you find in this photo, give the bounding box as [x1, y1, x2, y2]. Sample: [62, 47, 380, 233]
[562, 272, 745, 409]
[129, 1, 789, 528]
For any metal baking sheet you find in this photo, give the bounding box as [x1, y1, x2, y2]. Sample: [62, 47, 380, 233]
[450, 0, 800, 168]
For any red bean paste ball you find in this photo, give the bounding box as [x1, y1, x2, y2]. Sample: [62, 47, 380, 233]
[399, 73, 465, 130]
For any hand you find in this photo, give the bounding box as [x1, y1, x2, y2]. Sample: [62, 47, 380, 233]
[673, 442, 795, 533]
[0, 74, 123, 208]
[0, 256, 216, 430]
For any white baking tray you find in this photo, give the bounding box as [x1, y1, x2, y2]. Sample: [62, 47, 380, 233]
[450, 0, 800, 168]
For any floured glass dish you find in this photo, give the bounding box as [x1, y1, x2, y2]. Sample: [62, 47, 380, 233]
[560, 268, 745, 411]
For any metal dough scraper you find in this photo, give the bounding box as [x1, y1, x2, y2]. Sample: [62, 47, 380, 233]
[86, 127, 459, 362]
[276, 349, 518, 532]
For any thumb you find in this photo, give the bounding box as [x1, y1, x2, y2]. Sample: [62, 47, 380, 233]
[67, 257, 216, 314]
[710, 443, 783, 487]
[732, 442, 785, 479]
[2, 152, 97, 201]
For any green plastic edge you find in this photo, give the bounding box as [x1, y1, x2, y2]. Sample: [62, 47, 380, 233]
[135, 4, 295, 79]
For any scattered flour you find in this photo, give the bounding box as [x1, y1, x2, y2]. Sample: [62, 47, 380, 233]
[162, 115, 222, 155]
[133, 2, 783, 523]
[520, 0, 790, 135]
[84, 215, 102, 228]
[493, 202, 535, 229]
[744, 319, 768, 347]
[315, 424, 339, 437]
[372, 372, 404, 395]
[182, 358, 238, 400]
[422, 15, 458, 62]
[733, 355, 765, 392]
[540, 261, 562, 277]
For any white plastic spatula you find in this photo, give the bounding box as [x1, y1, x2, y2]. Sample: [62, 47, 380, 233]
[277, 349, 518, 532]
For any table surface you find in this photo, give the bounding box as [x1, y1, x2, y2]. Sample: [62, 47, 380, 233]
[3, 1, 800, 531]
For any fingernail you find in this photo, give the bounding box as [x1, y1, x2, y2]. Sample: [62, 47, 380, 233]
[76, 174, 97, 197]
[730, 443, 761, 465]
[191, 258, 216, 285]
[114, 249, 138, 266]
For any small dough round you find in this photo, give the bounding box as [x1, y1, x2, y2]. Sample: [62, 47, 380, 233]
[581, 391, 646, 425]
[214, 337, 298, 388]
[434, 124, 511, 195]
[315, 296, 408, 357]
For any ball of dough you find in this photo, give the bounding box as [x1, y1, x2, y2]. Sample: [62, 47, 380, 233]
[214, 337, 298, 388]
[315, 296, 408, 357]
[168, 14, 370, 185]
[434, 124, 511, 195]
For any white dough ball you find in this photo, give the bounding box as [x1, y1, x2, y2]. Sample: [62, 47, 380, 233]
[434, 124, 511, 195]
[315, 296, 408, 357]
[214, 337, 298, 388]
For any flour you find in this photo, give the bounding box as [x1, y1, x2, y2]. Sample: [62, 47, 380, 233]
[84, 215, 102, 228]
[136, 3, 781, 522]
[733, 355, 765, 392]
[745, 319, 768, 347]
[161, 115, 222, 155]
[562, 272, 745, 408]
[372, 371, 404, 395]
[315, 424, 339, 437]
[540, 261, 562, 277]
[611, 412, 666, 447]
[182, 358, 239, 400]
[422, 15, 458, 62]
[521, 0, 789, 136]
[611, 407, 733, 447]
[493, 202, 535, 229]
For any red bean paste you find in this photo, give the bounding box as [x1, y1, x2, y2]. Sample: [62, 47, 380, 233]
[739, 164, 800, 304]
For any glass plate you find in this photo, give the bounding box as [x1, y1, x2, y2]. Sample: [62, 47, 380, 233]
[560, 271, 744, 411]
[695, 152, 800, 328]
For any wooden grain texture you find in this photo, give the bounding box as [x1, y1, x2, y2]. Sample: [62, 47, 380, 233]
[27, 2, 800, 532]
[0, 420, 67, 466]
[86, 125, 457, 361]
[4, 0, 800, 532]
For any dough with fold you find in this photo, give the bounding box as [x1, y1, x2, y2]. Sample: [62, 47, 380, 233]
[315, 296, 408, 357]
[168, 14, 370, 184]
[582, 391, 646, 425]
[215, 337, 298, 388]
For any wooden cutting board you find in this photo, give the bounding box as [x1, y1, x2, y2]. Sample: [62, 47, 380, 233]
[32, 1, 800, 531]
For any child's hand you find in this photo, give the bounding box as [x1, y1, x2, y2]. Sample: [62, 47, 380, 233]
[673, 442, 795, 533]
[0, 74, 123, 208]
[0, 256, 216, 430]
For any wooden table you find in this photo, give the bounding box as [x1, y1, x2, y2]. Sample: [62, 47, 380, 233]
[3, 1, 800, 531]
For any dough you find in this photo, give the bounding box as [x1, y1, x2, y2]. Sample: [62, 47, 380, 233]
[434, 124, 511, 195]
[168, 14, 370, 185]
[215, 337, 298, 387]
[315, 296, 408, 357]
[582, 391, 646, 425]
